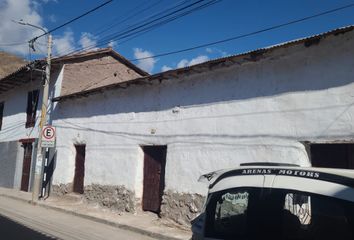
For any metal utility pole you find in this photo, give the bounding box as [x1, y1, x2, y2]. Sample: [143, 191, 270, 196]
[14, 20, 52, 202]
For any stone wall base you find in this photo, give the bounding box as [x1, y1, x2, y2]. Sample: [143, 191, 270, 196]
[160, 190, 205, 226]
[52, 185, 205, 226]
[84, 184, 135, 212]
[52, 183, 73, 196]
[51, 183, 135, 213]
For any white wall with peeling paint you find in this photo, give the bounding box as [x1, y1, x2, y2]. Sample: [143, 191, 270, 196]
[0, 65, 64, 143]
[0, 79, 43, 142]
[52, 30, 354, 196]
[0, 65, 64, 190]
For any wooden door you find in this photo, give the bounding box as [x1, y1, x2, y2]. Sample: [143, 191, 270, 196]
[142, 146, 167, 213]
[311, 144, 354, 169]
[73, 145, 85, 194]
[20, 143, 33, 192]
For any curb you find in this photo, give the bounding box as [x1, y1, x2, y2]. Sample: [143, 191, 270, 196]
[0, 193, 187, 240]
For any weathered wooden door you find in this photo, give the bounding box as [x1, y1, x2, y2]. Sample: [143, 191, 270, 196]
[142, 146, 167, 213]
[20, 143, 33, 192]
[73, 145, 86, 194]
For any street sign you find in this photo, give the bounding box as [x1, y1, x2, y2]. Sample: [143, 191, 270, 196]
[41, 125, 56, 148]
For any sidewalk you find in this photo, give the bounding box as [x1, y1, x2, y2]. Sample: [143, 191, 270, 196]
[0, 187, 192, 240]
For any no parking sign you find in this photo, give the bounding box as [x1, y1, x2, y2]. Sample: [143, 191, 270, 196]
[41, 125, 56, 148]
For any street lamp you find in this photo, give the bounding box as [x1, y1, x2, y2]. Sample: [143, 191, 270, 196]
[13, 20, 47, 52]
[14, 20, 53, 203]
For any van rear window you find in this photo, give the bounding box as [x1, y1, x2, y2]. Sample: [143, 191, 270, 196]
[205, 188, 354, 239]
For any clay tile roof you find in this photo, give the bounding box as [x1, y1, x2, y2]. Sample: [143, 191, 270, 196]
[52, 48, 149, 76]
[0, 48, 148, 95]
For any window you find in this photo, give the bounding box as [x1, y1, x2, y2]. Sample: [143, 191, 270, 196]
[214, 191, 249, 234]
[25, 90, 39, 128]
[206, 188, 251, 239]
[282, 191, 353, 240]
[284, 193, 312, 225]
[0, 102, 4, 130]
[205, 188, 354, 239]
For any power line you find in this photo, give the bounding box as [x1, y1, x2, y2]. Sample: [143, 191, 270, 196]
[55, 0, 207, 56]
[53, 1, 354, 68]
[0, 42, 27, 47]
[118, 0, 221, 45]
[0, 1, 113, 49]
[128, 2, 354, 61]
[33, 0, 114, 40]
[110, 0, 219, 42]
[83, 0, 219, 51]
[92, 0, 193, 44]
[92, 0, 164, 38]
[52, 0, 184, 56]
[54, 0, 219, 57]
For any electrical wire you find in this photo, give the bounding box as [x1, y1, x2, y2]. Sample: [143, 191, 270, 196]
[53, 1, 354, 65]
[54, 0, 206, 56]
[0, 42, 27, 47]
[127, 2, 354, 61]
[32, 0, 114, 40]
[105, 0, 219, 42]
[118, 0, 221, 45]
[92, 0, 164, 38]
[54, 0, 219, 57]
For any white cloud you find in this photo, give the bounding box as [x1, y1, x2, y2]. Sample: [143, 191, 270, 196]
[48, 14, 56, 23]
[205, 47, 228, 57]
[79, 32, 97, 51]
[176, 59, 189, 68]
[206, 47, 213, 53]
[41, 0, 58, 3]
[189, 55, 209, 66]
[218, 50, 228, 57]
[52, 30, 75, 56]
[177, 55, 209, 68]
[0, 0, 45, 55]
[161, 65, 172, 72]
[133, 48, 156, 73]
[108, 40, 117, 48]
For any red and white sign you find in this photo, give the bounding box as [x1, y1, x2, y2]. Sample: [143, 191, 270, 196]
[41, 125, 56, 148]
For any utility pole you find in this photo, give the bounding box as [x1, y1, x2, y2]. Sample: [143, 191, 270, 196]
[14, 20, 52, 202]
[32, 34, 52, 203]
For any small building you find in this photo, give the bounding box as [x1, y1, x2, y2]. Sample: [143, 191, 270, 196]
[50, 26, 354, 225]
[0, 48, 147, 192]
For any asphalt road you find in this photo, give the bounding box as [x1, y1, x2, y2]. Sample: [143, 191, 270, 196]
[0, 196, 156, 240]
[0, 214, 55, 240]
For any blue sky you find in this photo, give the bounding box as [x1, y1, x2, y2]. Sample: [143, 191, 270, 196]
[1, 0, 354, 73]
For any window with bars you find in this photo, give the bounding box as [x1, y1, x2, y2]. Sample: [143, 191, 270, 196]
[0, 102, 4, 130]
[25, 90, 39, 128]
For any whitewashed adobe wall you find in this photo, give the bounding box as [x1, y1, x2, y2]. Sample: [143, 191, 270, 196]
[0, 66, 63, 142]
[0, 79, 43, 142]
[52, 30, 354, 197]
[0, 66, 63, 190]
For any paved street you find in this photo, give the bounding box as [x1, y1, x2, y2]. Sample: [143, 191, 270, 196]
[0, 196, 156, 240]
[0, 214, 55, 240]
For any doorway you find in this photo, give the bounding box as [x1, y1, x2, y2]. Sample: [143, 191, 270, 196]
[142, 146, 167, 213]
[310, 143, 354, 169]
[20, 143, 33, 192]
[73, 144, 86, 194]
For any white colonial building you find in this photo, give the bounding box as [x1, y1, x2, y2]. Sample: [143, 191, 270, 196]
[1, 25, 354, 226]
[50, 26, 354, 225]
